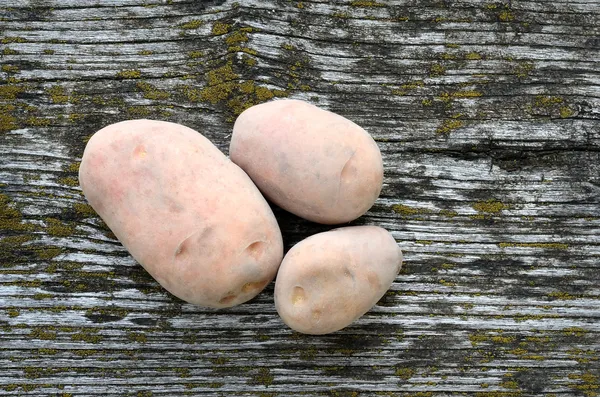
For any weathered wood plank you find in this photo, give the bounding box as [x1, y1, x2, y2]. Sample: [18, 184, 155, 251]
[1, 0, 599, 395]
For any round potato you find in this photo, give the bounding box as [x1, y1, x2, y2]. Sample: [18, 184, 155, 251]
[230, 99, 383, 224]
[79, 119, 284, 308]
[274, 226, 402, 334]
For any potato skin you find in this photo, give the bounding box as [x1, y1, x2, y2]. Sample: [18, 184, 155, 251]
[274, 226, 402, 334]
[79, 119, 283, 308]
[230, 99, 383, 224]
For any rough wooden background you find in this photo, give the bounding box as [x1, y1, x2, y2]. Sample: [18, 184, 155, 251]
[1, 0, 599, 396]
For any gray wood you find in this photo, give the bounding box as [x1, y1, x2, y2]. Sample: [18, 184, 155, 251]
[1, 0, 599, 395]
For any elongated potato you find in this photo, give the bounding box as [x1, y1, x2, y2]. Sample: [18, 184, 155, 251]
[274, 226, 402, 334]
[79, 119, 284, 308]
[230, 99, 383, 224]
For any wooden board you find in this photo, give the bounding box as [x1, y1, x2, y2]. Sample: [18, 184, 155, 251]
[1, 0, 599, 395]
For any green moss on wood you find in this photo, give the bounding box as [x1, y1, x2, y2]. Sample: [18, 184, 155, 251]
[391, 80, 424, 95]
[248, 368, 274, 386]
[0, 84, 25, 99]
[212, 21, 231, 36]
[126, 106, 151, 117]
[46, 85, 69, 103]
[180, 58, 287, 117]
[25, 116, 51, 127]
[74, 203, 96, 218]
[188, 50, 203, 59]
[44, 218, 76, 237]
[0, 194, 34, 231]
[58, 176, 79, 187]
[225, 30, 249, 46]
[71, 329, 103, 343]
[465, 52, 482, 60]
[436, 119, 464, 134]
[127, 332, 148, 343]
[547, 291, 576, 300]
[1, 64, 20, 74]
[560, 106, 574, 118]
[396, 367, 415, 380]
[513, 62, 534, 78]
[116, 69, 142, 79]
[30, 328, 57, 340]
[1, 37, 28, 44]
[179, 20, 203, 29]
[429, 63, 446, 77]
[563, 327, 588, 337]
[0, 110, 18, 132]
[473, 199, 506, 214]
[498, 242, 568, 250]
[534, 95, 562, 107]
[499, 10, 515, 22]
[136, 81, 170, 100]
[34, 246, 63, 260]
[6, 308, 20, 317]
[350, 0, 386, 7]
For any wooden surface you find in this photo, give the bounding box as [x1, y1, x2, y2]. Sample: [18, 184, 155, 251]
[1, 0, 599, 395]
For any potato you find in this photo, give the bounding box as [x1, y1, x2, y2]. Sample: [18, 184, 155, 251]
[79, 119, 284, 308]
[230, 99, 383, 224]
[274, 226, 402, 334]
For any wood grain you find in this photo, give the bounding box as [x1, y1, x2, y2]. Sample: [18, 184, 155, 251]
[1, 0, 599, 395]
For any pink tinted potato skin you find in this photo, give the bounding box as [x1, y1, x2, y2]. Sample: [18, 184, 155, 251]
[230, 99, 384, 225]
[79, 119, 283, 308]
[274, 226, 402, 335]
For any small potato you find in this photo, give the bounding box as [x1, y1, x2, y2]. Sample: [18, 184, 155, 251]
[274, 226, 402, 334]
[79, 119, 283, 308]
[230, 99, 383, 224]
